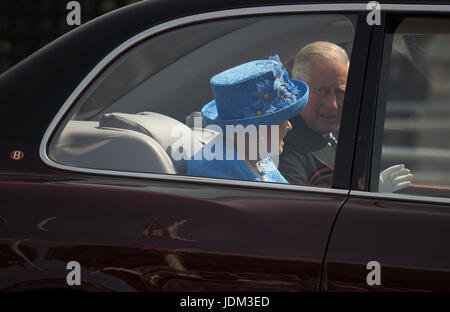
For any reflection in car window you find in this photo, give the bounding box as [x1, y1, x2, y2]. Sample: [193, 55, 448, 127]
[48, 14, 355, 187]
[372, 17, 450, 199]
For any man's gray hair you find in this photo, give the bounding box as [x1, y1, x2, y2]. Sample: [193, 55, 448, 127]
[292, 41, 349, 81]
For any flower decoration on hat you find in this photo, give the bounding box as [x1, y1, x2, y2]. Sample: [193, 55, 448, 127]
[244, 54, 301, 118]
[268, 54, 301, 107]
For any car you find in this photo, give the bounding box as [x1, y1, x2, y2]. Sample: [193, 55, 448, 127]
[1, 0, 450, 292]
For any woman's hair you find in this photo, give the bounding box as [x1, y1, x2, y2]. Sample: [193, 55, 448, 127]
[292, 41, 349, 81]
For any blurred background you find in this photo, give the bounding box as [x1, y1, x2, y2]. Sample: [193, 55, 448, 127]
[0, 0, 141, 74]
[378, 18, 450, 194]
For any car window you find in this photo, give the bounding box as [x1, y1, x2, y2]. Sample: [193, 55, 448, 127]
[372, 17, 450, 199]
[48, 13, 356, 187]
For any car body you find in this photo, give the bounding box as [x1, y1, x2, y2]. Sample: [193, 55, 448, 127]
[1, 0, 450, 292]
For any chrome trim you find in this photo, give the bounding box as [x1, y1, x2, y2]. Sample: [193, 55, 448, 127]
[40, 3, 450, 193]
[350, 191, 450, 205]
[44, 164, 349, 194]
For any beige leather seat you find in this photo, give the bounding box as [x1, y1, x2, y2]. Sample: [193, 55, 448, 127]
[49, 112, 214, 174]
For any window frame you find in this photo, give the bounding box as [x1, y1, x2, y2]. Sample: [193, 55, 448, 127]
[351, 8, 450, 205]
[39, 4, 372, 194]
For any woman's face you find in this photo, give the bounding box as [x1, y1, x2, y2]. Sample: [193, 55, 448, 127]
[278, 120, 292, 154]
[264, 120, 292, 156]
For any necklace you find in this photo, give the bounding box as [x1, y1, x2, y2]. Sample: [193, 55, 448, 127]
[244, 160, 267, 182]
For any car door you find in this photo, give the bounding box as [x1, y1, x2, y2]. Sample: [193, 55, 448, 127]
[0, 2, 369, 291]
[324, 5, 450, 291]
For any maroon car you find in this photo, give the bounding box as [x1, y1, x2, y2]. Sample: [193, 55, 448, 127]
[1, 0, 450, 292]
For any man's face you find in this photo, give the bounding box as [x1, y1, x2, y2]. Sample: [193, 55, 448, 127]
[300, 59, 348, 134]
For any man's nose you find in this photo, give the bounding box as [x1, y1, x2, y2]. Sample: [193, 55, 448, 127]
[324, 91, 339, 110]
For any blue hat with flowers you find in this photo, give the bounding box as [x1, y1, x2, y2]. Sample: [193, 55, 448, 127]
[201, 55, 309, 130]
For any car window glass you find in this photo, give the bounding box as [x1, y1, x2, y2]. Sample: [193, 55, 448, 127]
[48, 14, 355, 187]
[372, 17, 450, 199]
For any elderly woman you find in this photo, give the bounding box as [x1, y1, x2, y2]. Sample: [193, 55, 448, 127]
[187, 55, 309, 183]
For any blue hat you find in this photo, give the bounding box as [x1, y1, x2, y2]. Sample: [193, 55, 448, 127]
[202, 55, 309, 130]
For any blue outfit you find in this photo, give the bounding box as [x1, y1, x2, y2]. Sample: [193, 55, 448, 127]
[187, 137, 288, 183]
[186, 54, 308, 184]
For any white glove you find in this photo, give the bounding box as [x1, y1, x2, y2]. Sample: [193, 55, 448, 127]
[378, 164, 413, 193]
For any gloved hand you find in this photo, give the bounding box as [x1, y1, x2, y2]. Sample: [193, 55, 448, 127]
[378, 164, 413, 193]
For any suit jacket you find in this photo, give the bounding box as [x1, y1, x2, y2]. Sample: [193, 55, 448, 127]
[279, 114, 336, 187]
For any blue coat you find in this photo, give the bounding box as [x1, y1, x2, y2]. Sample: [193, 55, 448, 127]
[186, 137, 288, 183]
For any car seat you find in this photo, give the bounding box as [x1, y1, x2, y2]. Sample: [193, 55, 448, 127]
[49, 112, 215, 175]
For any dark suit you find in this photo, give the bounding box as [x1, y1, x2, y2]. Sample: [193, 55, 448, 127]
[279, 114, 336, 187]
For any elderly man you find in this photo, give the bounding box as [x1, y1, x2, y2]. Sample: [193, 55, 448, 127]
[279, 41, 412, 192]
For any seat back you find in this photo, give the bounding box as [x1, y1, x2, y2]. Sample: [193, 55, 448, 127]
[99, 112, 205, 173]
[49, 120, 176, 174]
[49, 112, 218, 175]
